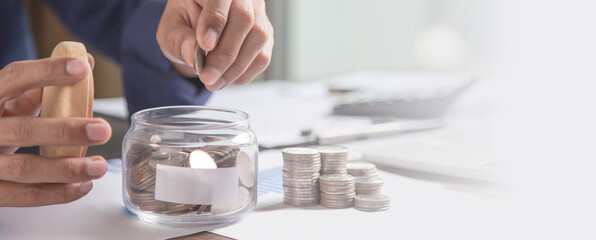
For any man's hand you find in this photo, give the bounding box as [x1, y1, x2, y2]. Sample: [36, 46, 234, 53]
[0, 55, 112, 207]
[157, 0, 274, 91]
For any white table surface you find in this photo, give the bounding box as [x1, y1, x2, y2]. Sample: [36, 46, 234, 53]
[0, 72, 508, 240]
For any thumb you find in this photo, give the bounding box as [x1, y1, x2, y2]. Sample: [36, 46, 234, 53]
[160, 25, 197, 67]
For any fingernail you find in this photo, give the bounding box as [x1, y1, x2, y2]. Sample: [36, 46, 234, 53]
[87, 158, 106, 177]
[181, 39, 194, 67]
[66, 59, 86, 75]
[87, 53, 95, 69]
[218, 78, 228, 90]
[79, 181, 93, 194]
[211, 79, 227, 91]
[203, 28, 218, 50]
[86, 122, 110, 141]
[201, 67, 221, 85]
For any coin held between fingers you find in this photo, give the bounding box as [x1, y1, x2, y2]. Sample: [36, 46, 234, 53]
[194, 43, 205, 75]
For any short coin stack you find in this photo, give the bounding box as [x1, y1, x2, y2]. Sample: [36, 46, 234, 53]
[347, 162, 378, 177]
[353, 194, 391, 212]
[355, 177, 384, 195]
[282, 146, 390, 212]
[348, 162, 390, 212]
[315, 145, 349, 175]
[319, 174, 356, 208]
[282, 147, 321, 206]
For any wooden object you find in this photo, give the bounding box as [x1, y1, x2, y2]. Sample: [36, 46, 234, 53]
[40, 41, 94, 158]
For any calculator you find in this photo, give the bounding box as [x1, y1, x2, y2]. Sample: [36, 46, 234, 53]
[331, 72, 475, 118]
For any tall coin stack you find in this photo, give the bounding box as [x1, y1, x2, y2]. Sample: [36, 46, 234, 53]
[315, 145, 349, 175]
[319, 174, 356, 209]
[282, 147, 321, 206]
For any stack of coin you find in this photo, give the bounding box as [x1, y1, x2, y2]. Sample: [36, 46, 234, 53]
[282, 147, 321, 206]
[347, 162, 378, 177]
[314, 145, 349, 175]
[353, 194, 390, 212]
[319, 174, 355, 209]
[355, 177, 384, 195]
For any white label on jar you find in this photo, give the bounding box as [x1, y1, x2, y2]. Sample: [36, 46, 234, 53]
[154, 164, 239, 204]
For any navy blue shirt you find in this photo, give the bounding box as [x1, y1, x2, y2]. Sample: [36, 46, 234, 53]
[0, 0, 211, 117]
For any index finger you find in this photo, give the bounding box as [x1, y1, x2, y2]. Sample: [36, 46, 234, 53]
[0, 57, 90, 102]
[195, 0, 233, 51]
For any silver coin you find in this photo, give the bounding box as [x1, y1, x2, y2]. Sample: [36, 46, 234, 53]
[314, 145, 349, 154]
[354, 195, 390, 203]
[194, 42, 205, 75]
[149, 134, 162, 143]
[283, 199, 319, 207]
[355, 177, 384, 187]
[347, 162, 378, 177]
[321, 201, 353, 209]
[319, 174, 355, 183]
[320, 188, 355, 194]
[165, 202, 195, 213]
[282, 147, 320, 156]
[356, 188, 382, 195]
[284, 189, 319, 194]
[127, 143, 154, 166]
[188, 150, 217, 169]
[236, 151, 255, 188]
[196, 204, 208, 215]
[321, 169, 347, 175]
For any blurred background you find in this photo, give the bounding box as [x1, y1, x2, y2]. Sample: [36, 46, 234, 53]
[25, 0, 493, 92]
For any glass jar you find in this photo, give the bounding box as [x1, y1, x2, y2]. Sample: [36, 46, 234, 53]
[122, 106, 258, 227]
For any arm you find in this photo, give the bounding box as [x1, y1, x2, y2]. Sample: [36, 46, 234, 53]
[156, 0, 274, 91]
[46, 0, 211, 115]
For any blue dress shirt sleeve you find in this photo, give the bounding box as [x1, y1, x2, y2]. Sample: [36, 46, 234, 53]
[46, 0, 211, 117]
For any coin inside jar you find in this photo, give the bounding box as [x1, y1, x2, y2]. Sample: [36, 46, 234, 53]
[147, 151, 188, 170]
[188, 150, 217, 169]
[126, 141, 252, 216]
[210, 187, 250, 215]
[127, 143, 154, 167]
[236, 151, 254, 188]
